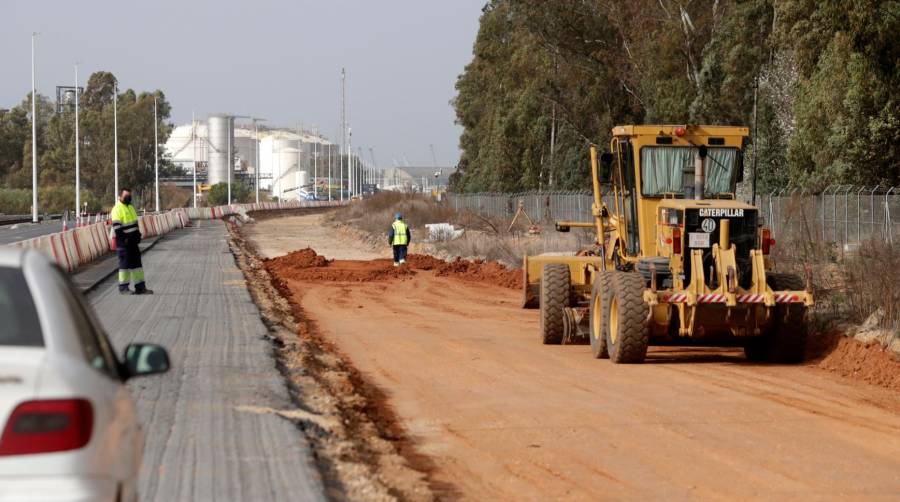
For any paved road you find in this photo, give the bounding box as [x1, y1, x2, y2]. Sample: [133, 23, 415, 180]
[0, 220, 71, 245]
[85, 220, 326, 501]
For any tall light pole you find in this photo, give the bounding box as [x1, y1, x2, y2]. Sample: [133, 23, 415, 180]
[340, 68, 346, 201]
[327, 141, 332, 201]
[113, 83, 119, 203]
[74, 64, 81, 221]
[31, 32, 39, 223]
[313, 126, 318, 199]
[348, 127, 353, 198]
[153, 97, 159, 212]
[252, 118, 266, 204]
[191, 110, 197, 208]
[226, 116, 232, 205]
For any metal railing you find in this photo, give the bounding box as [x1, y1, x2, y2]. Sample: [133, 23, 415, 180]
[446, 186, 900, 247]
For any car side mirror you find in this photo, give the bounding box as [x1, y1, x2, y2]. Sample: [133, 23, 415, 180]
[123, 343, 170, 380]
[598, 153, 614, 183]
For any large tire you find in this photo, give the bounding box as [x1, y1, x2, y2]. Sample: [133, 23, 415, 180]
[605, 272, 650, 363]
[743, 273, 808, 363]
[539, 264, 570, 345]
[589, 271, 612, 359]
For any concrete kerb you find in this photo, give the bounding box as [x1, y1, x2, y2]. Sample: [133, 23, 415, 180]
[73, 234, 165, 294]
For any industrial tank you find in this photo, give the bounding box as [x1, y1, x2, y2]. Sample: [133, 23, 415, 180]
[207, 115, 233, 186]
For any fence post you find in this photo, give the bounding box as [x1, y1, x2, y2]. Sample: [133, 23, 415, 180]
[856, 186, 865, 244]
[819, 186, 827, 241]
[871, 185, 880, 241]
[886, 187, 895, 245]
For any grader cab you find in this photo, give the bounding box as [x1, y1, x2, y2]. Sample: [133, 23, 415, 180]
[524, 125, 813, 363]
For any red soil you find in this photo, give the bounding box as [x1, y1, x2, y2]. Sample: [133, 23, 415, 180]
[263, 249, 522, 289]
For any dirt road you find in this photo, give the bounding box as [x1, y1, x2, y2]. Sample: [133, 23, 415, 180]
[250, 214, 900, 500]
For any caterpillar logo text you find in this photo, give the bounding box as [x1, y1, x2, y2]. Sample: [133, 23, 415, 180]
[698, 208, 744, 217]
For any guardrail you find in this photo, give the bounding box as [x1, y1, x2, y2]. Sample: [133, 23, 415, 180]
[3, 200, 346, 273]
[445, 186, 900, 247]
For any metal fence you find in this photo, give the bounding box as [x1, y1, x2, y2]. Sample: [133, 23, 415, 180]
[446, 186, 900, 247]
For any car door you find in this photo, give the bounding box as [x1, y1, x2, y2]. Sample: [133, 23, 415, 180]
[51, 270, 140, 491]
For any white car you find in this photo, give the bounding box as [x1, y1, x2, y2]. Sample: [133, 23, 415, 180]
[0, 248, 170, 502]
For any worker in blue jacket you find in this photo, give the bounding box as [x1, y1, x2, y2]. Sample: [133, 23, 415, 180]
[388, 212, 411, 266]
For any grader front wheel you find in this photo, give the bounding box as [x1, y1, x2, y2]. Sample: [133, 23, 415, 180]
[605, 272, 650, 363]
[539, 264, 570, 345]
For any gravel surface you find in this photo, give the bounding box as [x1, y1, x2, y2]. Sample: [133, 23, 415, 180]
[87, 220, 326, 501]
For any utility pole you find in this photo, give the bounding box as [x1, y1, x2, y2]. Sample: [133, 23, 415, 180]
[31, 33, 39, 223]
[295, 123, 309, 197]
[369, 147, 377, 186]
[226, 116, 232, 205]
[313, 126, 319, 199]
[328, 139, 333, 201]
[348, 127, 353, 198]
[154, 97, 159, 212]
[751, 75, 759, 205]
[191, 110, 197, 208]
[114, 83, 119, 203]
[252, 118, 266, 204]
[340, 68, 346, 201]
[74, 64, 81, 222]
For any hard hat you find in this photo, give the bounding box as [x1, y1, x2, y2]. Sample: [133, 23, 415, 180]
[395, 212, 403, 219]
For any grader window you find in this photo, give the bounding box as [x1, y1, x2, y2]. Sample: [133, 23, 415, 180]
[640, 146, 739, 197]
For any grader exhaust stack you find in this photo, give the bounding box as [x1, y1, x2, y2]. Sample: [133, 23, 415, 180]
[694, 145, 707, 201]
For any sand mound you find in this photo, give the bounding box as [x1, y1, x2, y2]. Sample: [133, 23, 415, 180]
[264, 249, 522, 289]
[809, 332, 900, 392]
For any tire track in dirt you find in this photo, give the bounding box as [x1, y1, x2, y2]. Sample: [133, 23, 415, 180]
[243, 212, 900, 500]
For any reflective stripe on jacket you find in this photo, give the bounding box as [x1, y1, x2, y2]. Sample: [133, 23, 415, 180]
[110, 201, 140, 238]
[391, 220, 410, 246]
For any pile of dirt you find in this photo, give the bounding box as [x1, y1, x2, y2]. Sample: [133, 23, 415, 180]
[406, 254, 522, 289]
[264, 249, 522, 289]
[809, 332, 900, 392]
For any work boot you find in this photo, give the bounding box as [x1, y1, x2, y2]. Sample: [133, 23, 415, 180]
[133, 284, 154, 295]
[119, 288, 133, 295]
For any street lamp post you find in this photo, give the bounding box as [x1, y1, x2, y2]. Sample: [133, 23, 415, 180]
[113, 83, 118, 203]
[191, 110, 197, 208]
[31, 33, 39, 223]
[74, 64, 80, 223]
[313, 126, 318, 200]
[226, 116, 232, 205]
[154, 97, 159, 212]
[252, 118, 267, 204]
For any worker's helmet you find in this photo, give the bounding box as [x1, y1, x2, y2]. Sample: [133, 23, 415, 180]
[395, 212, 403, 220]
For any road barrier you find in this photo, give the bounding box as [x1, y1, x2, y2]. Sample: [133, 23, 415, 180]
[5, 200, 345, 272]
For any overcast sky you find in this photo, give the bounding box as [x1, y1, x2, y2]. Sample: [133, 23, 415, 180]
[2, 0, 485, 167]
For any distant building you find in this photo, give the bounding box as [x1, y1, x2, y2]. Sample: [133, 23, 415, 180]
[164, 119, 337, 200]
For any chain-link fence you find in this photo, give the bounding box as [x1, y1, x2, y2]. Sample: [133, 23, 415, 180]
[446, 186, 900, 247]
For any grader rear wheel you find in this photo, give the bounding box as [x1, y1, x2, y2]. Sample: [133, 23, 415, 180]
[539, 264, 570, 345]
[605, 271, 650, 363]
[589, 271, 612, 359]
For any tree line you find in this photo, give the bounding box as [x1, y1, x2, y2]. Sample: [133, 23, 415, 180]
[0, 71, 174, 213]
[450, 0, 900, 193]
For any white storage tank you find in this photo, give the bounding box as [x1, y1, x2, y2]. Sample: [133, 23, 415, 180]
[207, 115, 233, 186]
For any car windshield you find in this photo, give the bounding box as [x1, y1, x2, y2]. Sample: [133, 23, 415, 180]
[0, 266, 43, 347]
[640, 146, 738, 196]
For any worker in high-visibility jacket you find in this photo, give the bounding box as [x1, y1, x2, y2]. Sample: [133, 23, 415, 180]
[388, 212, 411, 267]
[110, 188, 153, 295]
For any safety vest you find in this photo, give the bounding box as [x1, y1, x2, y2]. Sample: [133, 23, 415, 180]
[392, 220, 409, 246]
[110, 201, 140, 236]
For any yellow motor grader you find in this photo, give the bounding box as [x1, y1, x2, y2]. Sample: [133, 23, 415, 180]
[523, 125, 813, 363]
